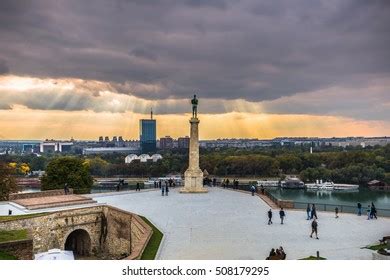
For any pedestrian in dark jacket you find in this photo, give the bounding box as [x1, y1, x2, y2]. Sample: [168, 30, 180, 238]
[370, 202, 377, 219]
[335, 207, 339, 218]
[357, 202, 362, 216]
[136, 182, 140, 191]
[161, 185, 165, 196]
[310, 219, 319, 239]
[311, 204, 318, 219]
[279, 208, 286, 224]
[165, 184, 169, 196]
[267, 209, 273, 225]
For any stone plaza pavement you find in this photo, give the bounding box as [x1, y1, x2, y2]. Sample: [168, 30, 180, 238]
[88, 188, 390, 260]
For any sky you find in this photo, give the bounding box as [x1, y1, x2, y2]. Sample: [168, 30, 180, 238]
[0, 0, 389, 140]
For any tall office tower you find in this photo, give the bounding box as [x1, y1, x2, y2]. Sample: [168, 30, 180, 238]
[140, 109, 157, 153]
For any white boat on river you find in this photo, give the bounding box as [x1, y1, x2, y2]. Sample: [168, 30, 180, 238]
[306, 180, 359, 191]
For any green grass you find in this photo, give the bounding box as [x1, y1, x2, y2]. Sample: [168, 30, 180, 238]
[0, 251, 18, 260]
[0, 213, 47, 222]
[139, 216, 163, 260]
[364, 243, 388, 251]
[300, 256, 326, 260]
[0, 229, 28, 243]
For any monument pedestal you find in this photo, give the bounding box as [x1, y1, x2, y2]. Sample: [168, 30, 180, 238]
[180, 117, 208, 193]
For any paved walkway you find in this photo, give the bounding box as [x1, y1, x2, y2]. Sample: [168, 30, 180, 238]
[89, 187, 390, 260]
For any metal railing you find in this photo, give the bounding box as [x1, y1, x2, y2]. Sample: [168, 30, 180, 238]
[220, 184, 390, 217]
[259, 187, 390, 217]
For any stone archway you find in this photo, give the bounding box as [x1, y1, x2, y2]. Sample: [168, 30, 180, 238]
[64, 229, 91, 258]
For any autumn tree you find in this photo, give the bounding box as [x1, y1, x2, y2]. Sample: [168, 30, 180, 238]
[0, 162, 18, 201]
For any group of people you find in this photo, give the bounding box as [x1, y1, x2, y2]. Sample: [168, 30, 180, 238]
[221, 178, 240, 189]
[366, 202, 378, 220]
[152, 179, 173, 196]
[306, 204, 318, 220]
[267, 208, 286, 225]
[266, 247, 286, 260]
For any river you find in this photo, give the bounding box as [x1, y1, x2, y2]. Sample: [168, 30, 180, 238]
[267, 187, 390, 209]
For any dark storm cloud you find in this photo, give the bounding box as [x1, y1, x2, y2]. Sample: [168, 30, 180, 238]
[0, 0, 389, 116]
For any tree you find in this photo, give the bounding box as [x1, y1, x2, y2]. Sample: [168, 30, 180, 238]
[84, 157, 109, 176]
[300, 167, 331, 182]
[0, 162, 18, 201]
[276, 154, 302, 174]
[30, 156, 46, 171]
[41, 157, 93, 194]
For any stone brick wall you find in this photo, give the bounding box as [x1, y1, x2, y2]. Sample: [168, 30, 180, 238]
[104, 206, 152, 259]
[0, 205, 152, 260]
[278, 200, 294, 209]
[0, 239, 33, 260]
[9, 189, 73, 200]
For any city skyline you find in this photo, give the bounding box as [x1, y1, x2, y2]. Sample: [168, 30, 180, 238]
[0, 1, 389, 140]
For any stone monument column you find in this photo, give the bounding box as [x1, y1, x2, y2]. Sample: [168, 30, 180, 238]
[180, 96, 208, 193]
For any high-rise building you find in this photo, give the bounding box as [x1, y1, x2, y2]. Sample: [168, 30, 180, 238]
[160, 136, 174, 150]
[178, 136, 190, 149]
[140, 109, 157, 153]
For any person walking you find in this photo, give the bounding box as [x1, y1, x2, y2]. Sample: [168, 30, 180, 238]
[267, 209, 273, 225]
[367, 205, 371, 220]
[311, 204, 318, 219]
[310, 218, 319, 239]
[357, 202, 362, 216]
[161, 185, 165, 196]
[165, 184, 169, 196]
[371, 202, 377, 219]
[158, 180, 162, 189]
[335, 207, 339, 219]
[64, 183, 69, 195]
[279, 208, 286, 224]
[250, 185, 256, 196]
[306, 204, 311, 220]
[136, 182, 140, 192]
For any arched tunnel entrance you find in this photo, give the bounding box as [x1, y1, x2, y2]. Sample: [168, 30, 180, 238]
[64, 229, 91, 258]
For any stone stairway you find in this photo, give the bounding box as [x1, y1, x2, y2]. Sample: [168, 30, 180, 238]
[13, 195, 96, 210]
